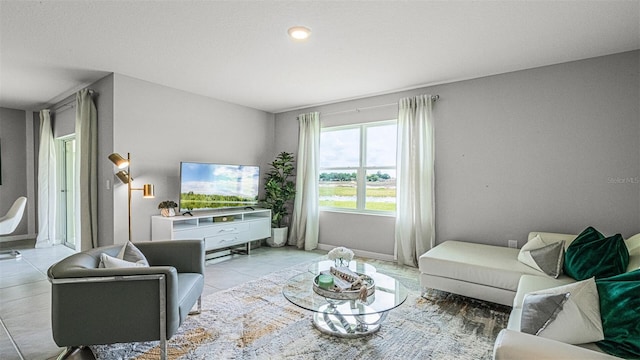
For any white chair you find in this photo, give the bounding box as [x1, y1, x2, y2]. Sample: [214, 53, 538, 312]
[0, 196, 27, 258]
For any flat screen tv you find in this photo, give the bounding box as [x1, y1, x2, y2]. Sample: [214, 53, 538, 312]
[179, 162, 260, 212]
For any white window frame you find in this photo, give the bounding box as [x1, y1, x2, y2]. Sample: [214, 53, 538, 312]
[319, 119, 397, 216]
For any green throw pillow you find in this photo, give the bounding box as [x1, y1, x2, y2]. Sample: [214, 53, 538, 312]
[596, 269, 640, 359]
[564, 227, 629, 281]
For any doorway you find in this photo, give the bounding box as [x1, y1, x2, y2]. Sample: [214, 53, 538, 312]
[57, 135, 76, 250]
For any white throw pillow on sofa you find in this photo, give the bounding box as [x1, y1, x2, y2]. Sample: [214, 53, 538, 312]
[520, 277, 604, 345]
[518, 235, 565, 278]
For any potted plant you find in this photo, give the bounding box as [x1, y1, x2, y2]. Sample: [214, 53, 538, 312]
[158, 200, 178, 217]
[262, 152, 296, 247]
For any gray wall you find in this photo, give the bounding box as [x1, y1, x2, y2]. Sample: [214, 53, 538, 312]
[0, 107, 29, 238]
[275, 50, 640, 257]
[16, 71, 273, 247]
[42, 74, 115, 248]
[110, 74, 275, 244]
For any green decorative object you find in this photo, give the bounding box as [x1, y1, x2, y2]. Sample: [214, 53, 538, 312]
[317, 274, 334, 290]
[596, 269, 640, 358]
[564, 227, 629, 280]
[158, 200, 178, 209]
[262, 152, 296, 229]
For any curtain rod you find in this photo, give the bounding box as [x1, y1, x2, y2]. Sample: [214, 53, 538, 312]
[50, 89, 97, 112]
[321, 95, 439, 117]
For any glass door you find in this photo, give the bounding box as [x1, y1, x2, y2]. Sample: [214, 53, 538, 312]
[58, 136, 76, 249]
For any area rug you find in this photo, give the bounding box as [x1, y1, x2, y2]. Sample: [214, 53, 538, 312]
[92, 258, 510, 359]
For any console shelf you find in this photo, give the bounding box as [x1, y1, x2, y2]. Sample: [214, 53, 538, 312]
[151, 208, 271, 254]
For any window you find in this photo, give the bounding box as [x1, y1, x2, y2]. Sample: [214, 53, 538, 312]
[319, 120, 397, 214]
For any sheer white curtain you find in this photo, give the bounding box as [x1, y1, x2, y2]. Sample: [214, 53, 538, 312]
[395, 95, 435, 267]
[75, 89, 98, 250]
[289, 112, 320, 250]
[35, 109, 57, 248]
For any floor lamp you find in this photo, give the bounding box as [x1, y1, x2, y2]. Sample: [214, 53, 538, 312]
[109, 152, 154, 241]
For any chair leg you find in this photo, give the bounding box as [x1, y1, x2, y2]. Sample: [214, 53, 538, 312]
[56, 346, 96, 360]
[189, 296, 202, 315]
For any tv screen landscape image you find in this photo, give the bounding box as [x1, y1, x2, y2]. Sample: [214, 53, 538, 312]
[180, 162, 260, 211]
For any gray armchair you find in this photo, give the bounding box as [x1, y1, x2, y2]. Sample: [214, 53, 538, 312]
[47, 239, 205, 359]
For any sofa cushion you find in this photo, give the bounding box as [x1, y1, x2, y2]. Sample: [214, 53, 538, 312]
[626, 233, 640, 271]
[595, 269, 640, 359]
[177, 273, 204, 324]
[419, 241, 543, 293]
[520, 278, 603, 345]
[512, 274, 575, 309]
[518, 235, 564, 278]
[564, 227, 629, 280]
[493, 329, 621, 360]
[626, 233, 640, 252]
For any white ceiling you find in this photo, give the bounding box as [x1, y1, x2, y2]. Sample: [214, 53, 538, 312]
[1, 1, 639, 113]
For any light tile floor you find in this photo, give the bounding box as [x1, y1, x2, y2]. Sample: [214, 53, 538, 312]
[0, 240, 325, 360]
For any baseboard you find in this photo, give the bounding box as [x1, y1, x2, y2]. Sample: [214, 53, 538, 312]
[0, 234, 35, 243]
[317, 243, 396, 262]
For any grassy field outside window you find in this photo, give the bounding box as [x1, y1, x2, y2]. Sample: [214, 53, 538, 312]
[319, 120, 397, 214]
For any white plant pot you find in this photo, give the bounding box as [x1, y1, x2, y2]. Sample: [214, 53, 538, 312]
[160, 208, 176, 217]
[267, 227, 288, 247]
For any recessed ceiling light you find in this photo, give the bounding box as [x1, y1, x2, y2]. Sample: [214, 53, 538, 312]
[288, 26, 311, 41]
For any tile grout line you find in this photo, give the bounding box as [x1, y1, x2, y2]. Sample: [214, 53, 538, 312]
[22, 255, 51, 278]
[0, 246, 61, 359]
[0, 316, 25, 360]
[0, 253, 50, 291]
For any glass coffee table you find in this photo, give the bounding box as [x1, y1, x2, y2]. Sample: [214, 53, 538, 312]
[283, 263, 408, 338]
[308, 259, 377, 276]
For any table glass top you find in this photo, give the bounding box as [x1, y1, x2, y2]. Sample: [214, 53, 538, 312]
[283, 269, 408, 316]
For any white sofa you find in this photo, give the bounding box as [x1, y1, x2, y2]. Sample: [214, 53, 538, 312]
[418, 231, 640, 359]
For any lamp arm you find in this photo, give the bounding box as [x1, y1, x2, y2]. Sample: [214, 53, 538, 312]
[109, 152, 153, 241]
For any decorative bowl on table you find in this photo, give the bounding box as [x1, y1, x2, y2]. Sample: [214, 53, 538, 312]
[312, 271, 375, 300]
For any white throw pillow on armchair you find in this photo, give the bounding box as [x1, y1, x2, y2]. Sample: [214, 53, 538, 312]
[99, 241, 150, 268]
[117, 241, 150, 266]
[100, 253, 148, 269]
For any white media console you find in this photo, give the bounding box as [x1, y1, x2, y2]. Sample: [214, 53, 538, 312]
[151, 208, 271, 255]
